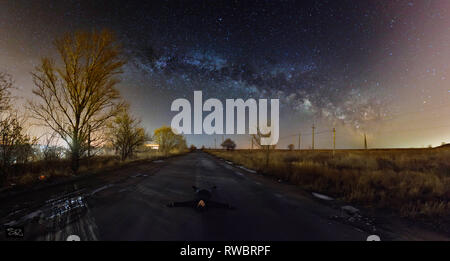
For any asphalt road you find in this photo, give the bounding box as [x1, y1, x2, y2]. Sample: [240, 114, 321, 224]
[1, 151, 446, 241]
[90, 151, 368, 241]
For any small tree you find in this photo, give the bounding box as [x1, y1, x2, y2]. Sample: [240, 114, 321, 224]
[221, 138, 236, 151]
[287, 144, 294, 151]
[153, 126, 186, 155]
[107, 106, 148, 161]
[0, 73, 36, 183]
[0, 114, 36, 182]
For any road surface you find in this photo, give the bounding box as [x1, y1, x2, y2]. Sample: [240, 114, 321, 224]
[0, 151, 447, 241]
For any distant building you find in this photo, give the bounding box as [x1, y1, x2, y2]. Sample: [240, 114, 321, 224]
[144, 142, 159, 150]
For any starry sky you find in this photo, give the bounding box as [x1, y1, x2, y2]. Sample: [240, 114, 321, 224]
[1, 0, 449, 149]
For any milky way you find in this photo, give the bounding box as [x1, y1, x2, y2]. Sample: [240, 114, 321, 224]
[0, 0, 449, 148]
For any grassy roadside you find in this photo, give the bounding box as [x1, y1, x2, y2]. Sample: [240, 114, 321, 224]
[206, 148, 450, 220]
[1, 150, 188, 193]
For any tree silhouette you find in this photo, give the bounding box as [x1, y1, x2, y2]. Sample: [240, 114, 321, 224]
[107, 105, 148, 161]
[153, 126, 186, 155]
[221, 138, 236, 151]
[29, 30, 125, 172]
[0, 72, 13, 114]
[0, 114, 36, 183]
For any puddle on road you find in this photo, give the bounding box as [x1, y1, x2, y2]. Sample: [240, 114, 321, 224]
[4, 194, 88, 226]
[1, 195, 91, 241]
[2, 185, 110, 238]
[4, 189, 87, 224]
[1, 182, 126, 240]
[45, 196, 87, 220]
[42, 195, 90, 235]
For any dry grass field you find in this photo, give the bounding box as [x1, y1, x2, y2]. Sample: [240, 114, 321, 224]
[208, 148, 450, 219]
[5, 149, 187, 188]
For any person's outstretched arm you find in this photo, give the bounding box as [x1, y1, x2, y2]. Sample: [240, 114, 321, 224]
[207, 201, 235, 209]
[167, 200, 197, 208]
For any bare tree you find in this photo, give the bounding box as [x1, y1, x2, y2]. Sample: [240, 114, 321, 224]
[0, 72, 36, 183]
[29, 30, 126, 172]
[0, 113, 36, 182]
[0, 72, 13, 114]
[107, 106, 148, 161]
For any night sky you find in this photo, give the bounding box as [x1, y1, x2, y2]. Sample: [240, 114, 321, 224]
[1, 0, 450, 148]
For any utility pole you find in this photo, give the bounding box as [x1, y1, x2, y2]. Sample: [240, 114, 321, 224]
[311, 124, 315, 150]
[87, 125, 91, 158]
[332, 128, 336, 155]
[87, 124, 91, 167]
[364, 133, 368, 150]
[214, 138, 217, 149]
[298, 132, 301, 150]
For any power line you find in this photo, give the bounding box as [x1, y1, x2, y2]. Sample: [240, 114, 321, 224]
[276, 121, 450, 150]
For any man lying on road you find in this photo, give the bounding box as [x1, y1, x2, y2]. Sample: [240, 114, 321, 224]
[167, 186, 234, 211]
